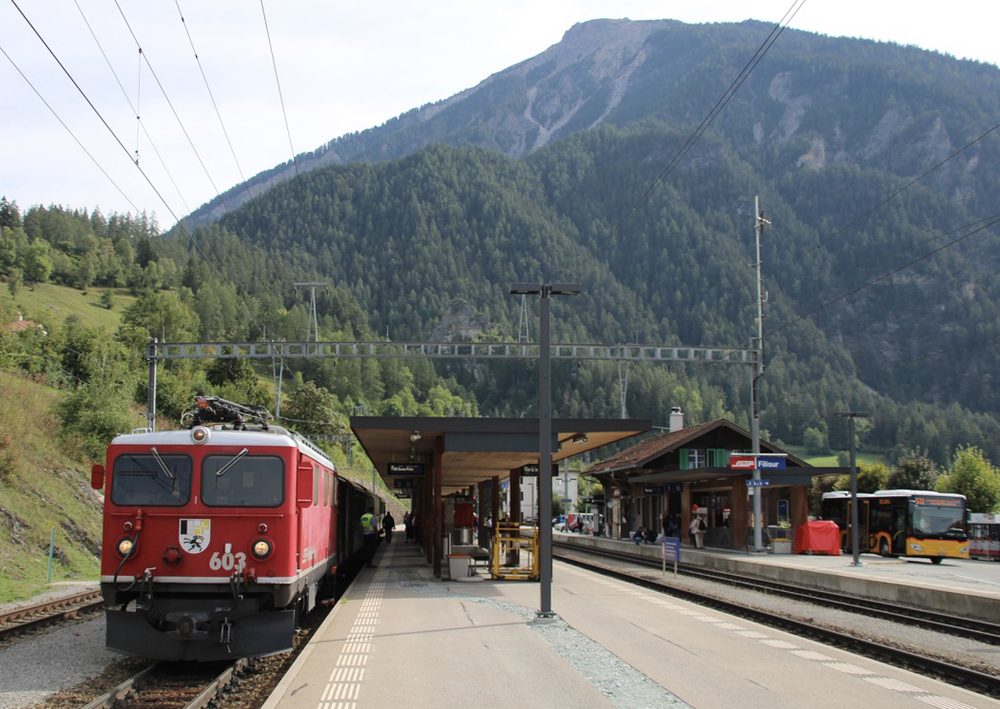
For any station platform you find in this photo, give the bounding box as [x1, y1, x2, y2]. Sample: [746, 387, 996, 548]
[263, 540, 997, 709]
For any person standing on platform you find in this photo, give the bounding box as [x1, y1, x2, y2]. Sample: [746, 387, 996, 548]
[689, 516, 701, 548]
[403, 511, 413, 542]
[382, 510, 396, 544]
[361, 507, 378, 567]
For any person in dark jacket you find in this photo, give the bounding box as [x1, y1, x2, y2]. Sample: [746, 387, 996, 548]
[382, 511, 396, 544]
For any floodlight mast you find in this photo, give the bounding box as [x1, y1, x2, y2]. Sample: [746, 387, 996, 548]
[509, 282, 581, 622]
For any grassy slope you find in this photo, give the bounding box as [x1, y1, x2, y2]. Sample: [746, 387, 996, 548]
[0, 284, 139, 603]
[1, 283, 135, 330]
[0, 373, 104, 603]
[781, 444, 890, 469]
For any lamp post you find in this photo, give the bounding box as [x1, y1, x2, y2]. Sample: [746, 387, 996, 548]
[510, 282, 581, 621]
[836, 411, 869, 566]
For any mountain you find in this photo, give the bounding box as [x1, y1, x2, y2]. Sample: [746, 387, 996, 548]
[185, 19, 1000, 226]
[169, 19, 1000, 463]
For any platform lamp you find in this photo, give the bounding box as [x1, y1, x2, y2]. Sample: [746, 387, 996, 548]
[510, 282, 581, 622]
[836, 411, 869, 566]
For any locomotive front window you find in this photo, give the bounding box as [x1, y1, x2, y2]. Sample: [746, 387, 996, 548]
[111, 453, 192, 506]
[201, 455, 284, 507]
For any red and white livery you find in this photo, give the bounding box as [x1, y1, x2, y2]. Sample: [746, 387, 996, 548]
[92, 397, 372, 661]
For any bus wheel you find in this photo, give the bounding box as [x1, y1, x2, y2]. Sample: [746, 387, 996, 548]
[930, 557, 943, 564]
[879, 538, 890, 557]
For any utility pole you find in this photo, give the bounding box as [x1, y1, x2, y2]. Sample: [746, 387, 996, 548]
[751, 196, 770, 552]
[518, 294, 530, 343]
[837, 411, 869, 566]
[618, 361, 629, 419]
[294, 281, 327, 344]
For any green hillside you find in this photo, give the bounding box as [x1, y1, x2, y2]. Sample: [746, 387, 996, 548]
[1, 282, 135, 331]
[0, 373, 107, 602]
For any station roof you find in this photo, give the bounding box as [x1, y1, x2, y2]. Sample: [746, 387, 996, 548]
[351, 416, 651, 495]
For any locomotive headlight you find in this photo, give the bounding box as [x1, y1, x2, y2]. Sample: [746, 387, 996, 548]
[251, 539, 272, 560]
[191, 426, 210, 444]
[117, 537, 136, 557]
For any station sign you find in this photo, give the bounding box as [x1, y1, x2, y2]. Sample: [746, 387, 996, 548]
[388, 463, 426, 476]
[643, 483, 683, 494]
[519, 463, 557, 478]
[729, 454, 786, 470]
[746, 479, 771, 487]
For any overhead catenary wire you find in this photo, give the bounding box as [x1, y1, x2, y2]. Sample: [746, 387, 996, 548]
[110, 0, 231, 216]
[172, 0, 260, 211]
[71, 0, 196, 220]
[259, 0, 298, 178]
[594, 0, 806, 265]
[815, 119, 1000, 251]
[785, 328, 1000, 403]
[766, 212, 1000, 338]
[8, 0, 280, 347]
[0, 42, 140, 214]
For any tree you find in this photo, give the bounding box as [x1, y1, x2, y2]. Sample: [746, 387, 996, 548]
[834, 461, 889, 494]
[888, 448, 939, 490]
[936, 446, 1000, 513]
[22, 239, 53, 283]
[119, 290, 200, 342]
[203, 357, 270, 409]
[0, 197, 21, 229]
[7, 267, 23, 299]
[281, 381, 345, 435]
[58, 373, 141, 462]
[803, 425, 829, 455]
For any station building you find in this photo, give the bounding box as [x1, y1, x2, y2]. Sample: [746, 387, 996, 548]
[584, 409, 847, 551]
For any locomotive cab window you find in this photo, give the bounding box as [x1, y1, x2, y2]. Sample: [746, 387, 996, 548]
[111, 453, 192, 506]
[202, 454, 284, 507]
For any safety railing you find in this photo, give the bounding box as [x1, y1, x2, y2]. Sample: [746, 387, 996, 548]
[491, 523, 538, 580]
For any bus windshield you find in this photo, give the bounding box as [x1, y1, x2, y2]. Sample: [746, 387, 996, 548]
[912, 503, 966, 538]
[111, 453, 192, 506]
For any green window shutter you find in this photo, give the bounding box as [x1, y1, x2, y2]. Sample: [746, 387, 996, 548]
[679, 449, 689, 469]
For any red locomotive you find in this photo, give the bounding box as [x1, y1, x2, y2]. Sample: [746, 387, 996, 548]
[91, 396, 379, 661]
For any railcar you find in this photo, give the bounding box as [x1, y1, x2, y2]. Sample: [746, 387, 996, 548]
[92, 397, 377, 661]
[969, 513, 1000, 561]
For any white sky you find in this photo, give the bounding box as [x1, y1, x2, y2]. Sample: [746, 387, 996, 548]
[2, 0, 999, 224]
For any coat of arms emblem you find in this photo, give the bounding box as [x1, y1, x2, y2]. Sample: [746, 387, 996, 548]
[179, 519, 211, 553]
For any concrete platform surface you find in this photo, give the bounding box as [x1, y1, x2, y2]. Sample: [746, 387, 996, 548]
[263, 542, 997, 709]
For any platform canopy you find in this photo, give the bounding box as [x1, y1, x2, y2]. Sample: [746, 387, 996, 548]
[351, 416, 651, 495]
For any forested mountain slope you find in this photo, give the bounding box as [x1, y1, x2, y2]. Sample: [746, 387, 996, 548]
[166, 18, 1000, 463]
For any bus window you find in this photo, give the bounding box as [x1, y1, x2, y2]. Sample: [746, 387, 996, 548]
[912, 504, 965, 537]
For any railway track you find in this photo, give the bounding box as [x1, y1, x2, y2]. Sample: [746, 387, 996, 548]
[0, 589, 104, 641]
[555, 540, 1000, 645]
[81, 660, 244, 709]
[554, 542, 1000, 699]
